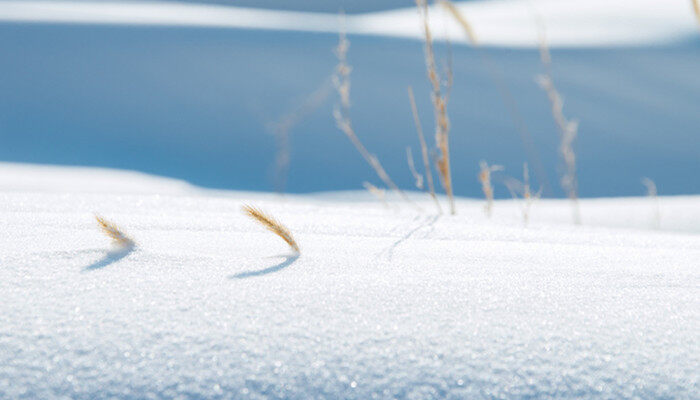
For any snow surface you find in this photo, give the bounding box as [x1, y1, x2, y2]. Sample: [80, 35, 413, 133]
[0, 0, 698, 47]
[1, 163, 698, 398]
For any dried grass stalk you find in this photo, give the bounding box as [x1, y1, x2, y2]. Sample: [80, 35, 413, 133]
[406, 147, 424, 190]
[332, 28, 412, 206]
[693, 0, 700, 25]
[416, 0, 456, 215]
[408, 86, 442, 214]
[535, 17, 581, 225]
[641, 177, 661, 230]
[363, 181, 389, 208]
[504, 163, 541, 225]
[95, 215, 134, 247]
[478, 161, 503, 218]
[242, 205, 300, 253]
[438, 0, 477, 46]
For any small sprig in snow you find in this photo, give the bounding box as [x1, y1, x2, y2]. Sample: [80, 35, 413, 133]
[478, 161, 504, 218]
[242, 205, 300, 253]
[95, 215, 135, 247]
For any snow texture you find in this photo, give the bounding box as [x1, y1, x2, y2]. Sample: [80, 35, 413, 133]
[1, 163, 698, 398]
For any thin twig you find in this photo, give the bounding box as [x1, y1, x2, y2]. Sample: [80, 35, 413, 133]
[408, 86, 442, 214]
[417, 0, 456, 215]
[332, 26, 413, 206]
[478, 161, 503, 218]
[535, 15, 581, 225]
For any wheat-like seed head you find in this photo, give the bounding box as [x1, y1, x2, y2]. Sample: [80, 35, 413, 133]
[439, 0, 478, 46]
[242, 205, 300, 253]
[95, 215, 134, 247]
[693, 0, 700, 25]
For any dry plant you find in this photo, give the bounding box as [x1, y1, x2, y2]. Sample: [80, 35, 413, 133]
[406, 147, 424, 190]
[478, 161, 503, 218]
[641, 177, 661, 230]
[535, 17, 581, 225]
[504, 163, 542, 225]
[269, 77, 333, 194]
[408, 86, 442, 214]
[438, 0, 477, 45]
[439, 0, 551, 195]
[363, 181, 389, 208]
[416, 0, 456, 215]
[693, 0, 700, 25]
[95, 215, 134, 247]
[332, 28, 411, 205]
[242, 205, 300, 253]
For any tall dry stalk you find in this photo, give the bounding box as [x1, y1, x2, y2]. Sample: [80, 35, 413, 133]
[332, 28, 410, 204]
[478, 161, 503, 218]
[408, 86, 442, 214]
[95, 215, 134, 247]
[693, 0, 700, 25]
[416, 0, 456, 215]
[242, 205, 300, 253]
[535, 17, 581, 225]
[439, 0, 551, 195]
[641, 178, 661, 230]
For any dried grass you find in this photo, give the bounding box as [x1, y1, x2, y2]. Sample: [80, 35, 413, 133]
[95, 215, 134, 247]
[242, 205, 300, 253]
[405, 147, 424, 190]
[693, 0, 700, 25]
[332, 27, 411, 205]
[416, 0, 456, 215]
[438, 0, 477, 46]
[363, 181, 389, 208]
[478, 161, 503, 218]
[535, 16, 581, 225]
[504, 163, 541, 225]
[408, 86, 442, 214]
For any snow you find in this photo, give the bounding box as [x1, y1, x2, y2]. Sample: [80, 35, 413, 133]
[1, 163, 698, 398]
[0, 0, 698, 47]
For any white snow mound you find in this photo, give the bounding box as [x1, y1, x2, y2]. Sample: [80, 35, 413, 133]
[0, 163, 698, 398]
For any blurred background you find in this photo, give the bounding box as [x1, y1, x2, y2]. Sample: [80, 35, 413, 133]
[0, 0, 698, 198]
